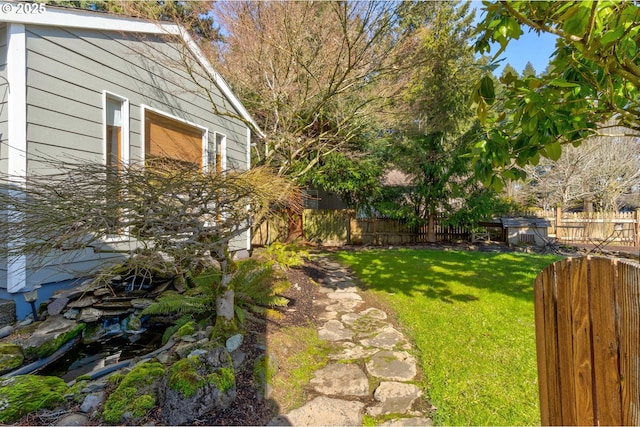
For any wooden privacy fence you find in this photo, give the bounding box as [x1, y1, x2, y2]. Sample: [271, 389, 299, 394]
[297, 210, 469, 246]
[524, 207, 640, 246]
[252, 210, 471, 246]
[534, 256, 640, 425]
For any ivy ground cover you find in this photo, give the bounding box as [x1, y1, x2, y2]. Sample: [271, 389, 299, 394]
[335, 248, 560, 426]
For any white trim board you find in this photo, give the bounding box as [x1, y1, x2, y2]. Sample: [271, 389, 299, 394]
[6, 22, 27, 293]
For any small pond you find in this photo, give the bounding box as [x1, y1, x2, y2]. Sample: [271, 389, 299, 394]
[38, 318, 165, 383]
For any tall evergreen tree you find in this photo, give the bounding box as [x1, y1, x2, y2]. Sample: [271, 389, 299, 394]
[522, 61, 537, 77]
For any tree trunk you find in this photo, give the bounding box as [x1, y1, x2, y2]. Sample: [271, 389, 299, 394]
[427, 214, 436, 243]
[286, 207, 303, 242]
[216, 289, 235, 322]
[214, 247, 235, 325]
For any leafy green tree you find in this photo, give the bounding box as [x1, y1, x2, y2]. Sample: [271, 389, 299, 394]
[501, 63, 520, 79]
[472, 1, 640, 188]
[306, 152, 382, 211]
[372, 2, 512, 240]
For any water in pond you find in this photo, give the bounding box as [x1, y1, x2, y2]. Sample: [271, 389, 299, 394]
[38, 318, 165, 382]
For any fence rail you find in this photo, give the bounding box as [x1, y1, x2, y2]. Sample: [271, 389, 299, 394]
[534, 256, 640, 425]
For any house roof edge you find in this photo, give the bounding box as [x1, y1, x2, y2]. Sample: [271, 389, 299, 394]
[0, 5, 264, 137]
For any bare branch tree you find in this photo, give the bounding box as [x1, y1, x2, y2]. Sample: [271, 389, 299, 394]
[521, 122, 640, 211]
[208, 1, 424, 177]
[0, 157, 301, 324]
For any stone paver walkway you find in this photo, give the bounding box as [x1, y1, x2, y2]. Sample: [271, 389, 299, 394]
[270, 256, 433, 426]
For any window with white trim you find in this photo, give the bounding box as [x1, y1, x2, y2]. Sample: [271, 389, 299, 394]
[208, 132, 227, 173]
[104, 93, 129, 169]
[144, 109, 206, 167]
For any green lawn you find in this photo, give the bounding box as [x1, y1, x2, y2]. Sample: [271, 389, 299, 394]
[335, 248, 561, 426]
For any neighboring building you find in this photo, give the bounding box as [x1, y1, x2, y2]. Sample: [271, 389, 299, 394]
[0, 6, 260, 318]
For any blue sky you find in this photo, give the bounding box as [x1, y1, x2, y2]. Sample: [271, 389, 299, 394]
[489, 30, 558, 75]
[471, 1, 558, 76]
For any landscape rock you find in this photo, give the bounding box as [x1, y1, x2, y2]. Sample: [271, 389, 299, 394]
[226, 333, 243, 353]
[55, 413, 89, 426]
[367, 381, 423, 416]
[360, 326, 410, 350]
[0, 326, 13, 340]
[269, 396, 365, 426]
[0, 299, 15, 327]
[81, 380, 108, 393]
[0, 344, 24, 374]
[159, 346, 236, 426]
[80, 391, 105, 414]
[365, 350, 417, 381]
[23, 316, 85, 359]
[63, 309, 80, 320]
[47, 297, 69, 316]
[329, 342, 378, 360]
[326, 291, 362, 301]
[325, 299, 362, 312]
[81, 322, 107, 344]
[130, 298, 154, 309]
[77, 308, 103, 323]
[378, 416, 433, 426]
[310, 363, 369, 397]
[318, 319, 353, 341]
[67, 296, 98, 308]
[254, 354, 278, 401]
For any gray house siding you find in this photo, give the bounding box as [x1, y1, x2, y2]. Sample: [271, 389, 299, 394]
[25, 25, 249, 171]
[0, 21, 253, 294]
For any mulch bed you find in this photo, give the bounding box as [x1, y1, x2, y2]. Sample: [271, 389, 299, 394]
[199, 261, 325, 426]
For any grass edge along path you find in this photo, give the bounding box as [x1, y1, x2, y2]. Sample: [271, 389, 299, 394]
[335, 248, 561, 426]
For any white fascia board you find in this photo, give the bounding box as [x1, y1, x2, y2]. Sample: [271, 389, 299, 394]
[0, 5, 180, 35]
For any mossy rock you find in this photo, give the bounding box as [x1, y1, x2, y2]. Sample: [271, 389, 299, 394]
[177, 321, 196, 338]
[0, 344, 24, 374]
[101, 361, 165, 424]
[0, 375, 68, 423]
[160, 346, 236, 425]
[23, 318, 86, 359]
[253, 354, 278, 400]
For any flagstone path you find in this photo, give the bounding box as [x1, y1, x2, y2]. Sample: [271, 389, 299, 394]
[270, 256, 434, 426]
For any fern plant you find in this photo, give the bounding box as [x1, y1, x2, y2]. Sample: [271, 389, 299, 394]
[141, 258, 289, 326]
[230, 258, 290, 323]
[264, 241, 309, 270]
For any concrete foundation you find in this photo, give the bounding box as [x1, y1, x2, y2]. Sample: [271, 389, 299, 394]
[0, 299, 16, 327]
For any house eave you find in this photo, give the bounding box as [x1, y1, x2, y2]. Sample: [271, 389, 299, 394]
[0, 5, 264, 138]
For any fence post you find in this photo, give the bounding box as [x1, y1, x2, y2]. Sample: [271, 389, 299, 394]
[635, 209, 639, 247]
[347, 211, 352, 245]
[555, 206, 563, 239]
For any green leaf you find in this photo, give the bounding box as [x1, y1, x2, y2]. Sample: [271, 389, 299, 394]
[599, 26, 624, 46]
[479, 75, 495, 104]
[548, 78, 580, 88]
[543, 141, 562, 161]
[563, 5, 590, 36]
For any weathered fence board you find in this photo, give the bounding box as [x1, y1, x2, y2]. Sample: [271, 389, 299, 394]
[535, 257, 640, 425]
[619, 262, 640, 425]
